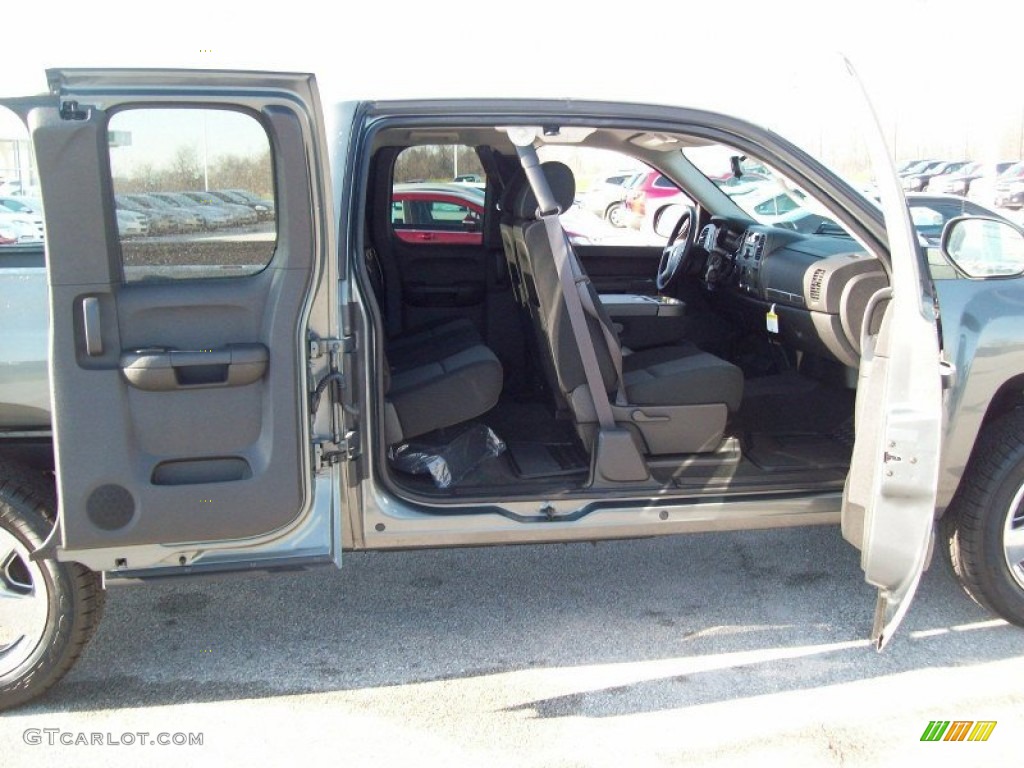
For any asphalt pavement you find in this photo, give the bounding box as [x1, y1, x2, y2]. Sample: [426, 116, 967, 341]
[2, 524, 1023, 767]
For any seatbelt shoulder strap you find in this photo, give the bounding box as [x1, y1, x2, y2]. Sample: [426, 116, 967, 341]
[514, 141, 618, 429]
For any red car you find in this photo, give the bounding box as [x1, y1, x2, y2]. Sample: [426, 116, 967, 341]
[623, 171, 695, 232]
[391, 183, 484, 245]
[390, 181, 599, 246]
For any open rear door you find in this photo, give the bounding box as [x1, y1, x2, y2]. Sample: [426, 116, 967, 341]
[5, 70, 337, 573]
[841, 60, 945, 649]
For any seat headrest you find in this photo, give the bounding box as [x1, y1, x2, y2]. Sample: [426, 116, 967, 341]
[511, 161, 576, 220]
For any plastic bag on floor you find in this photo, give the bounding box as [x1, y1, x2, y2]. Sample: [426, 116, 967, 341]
[388, 423, 506, 489]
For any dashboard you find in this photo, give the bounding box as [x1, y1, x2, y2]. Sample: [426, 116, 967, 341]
[699, 216, 887, 367]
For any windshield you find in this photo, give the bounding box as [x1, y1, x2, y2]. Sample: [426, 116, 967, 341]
[684, 144, 852, 236]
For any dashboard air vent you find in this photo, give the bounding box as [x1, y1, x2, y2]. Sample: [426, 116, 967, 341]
[808, 268, 826, 302]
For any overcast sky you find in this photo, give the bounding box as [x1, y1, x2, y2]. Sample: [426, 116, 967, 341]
[1, 0, 1020, 167]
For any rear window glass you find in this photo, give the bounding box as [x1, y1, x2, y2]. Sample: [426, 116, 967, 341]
[391, 145, 486, 246]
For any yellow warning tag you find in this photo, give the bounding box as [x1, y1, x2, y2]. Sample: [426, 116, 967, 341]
[766, 303, 779, 334]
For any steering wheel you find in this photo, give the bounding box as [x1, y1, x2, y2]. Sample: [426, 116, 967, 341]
[655, 205, 699, 292]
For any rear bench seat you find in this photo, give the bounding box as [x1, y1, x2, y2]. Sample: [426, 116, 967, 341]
[383, 319, 503, 444]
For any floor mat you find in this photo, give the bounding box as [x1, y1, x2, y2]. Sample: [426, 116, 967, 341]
[745, 432, 852, 471]
[482, 398, 577, 444]
[506, 441, 589, 479]
[735, 373, 855, 436]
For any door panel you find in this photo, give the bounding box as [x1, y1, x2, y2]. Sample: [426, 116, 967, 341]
[12, 70, 335, 570]
[840, 61, 944, 649]
[576, 244, 660, 295]
[394, 242, 490, 330]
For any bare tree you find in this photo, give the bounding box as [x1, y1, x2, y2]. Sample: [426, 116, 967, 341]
[395, 145, 484, 182]
[166, 144, 202, 190]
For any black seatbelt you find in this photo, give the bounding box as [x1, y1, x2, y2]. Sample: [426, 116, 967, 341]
[515, 143, 619, 429]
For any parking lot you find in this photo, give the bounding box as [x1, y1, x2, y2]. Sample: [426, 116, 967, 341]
[2, 39, 1023, 767]
[2, 524, 1022, 767]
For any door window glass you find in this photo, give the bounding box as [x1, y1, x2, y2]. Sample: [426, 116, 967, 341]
[108, 108, 277, 281]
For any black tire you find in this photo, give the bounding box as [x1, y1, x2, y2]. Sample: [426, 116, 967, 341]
[0, 461, 105, 711]
[943, 409, 1024, 626]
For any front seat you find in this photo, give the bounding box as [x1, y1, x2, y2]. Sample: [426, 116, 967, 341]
[509, 161, 743, 455]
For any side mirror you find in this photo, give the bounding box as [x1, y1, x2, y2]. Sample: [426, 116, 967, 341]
[462, 213, 481, 233]
[940, 216, 1024, 278]
[730, 154, 746, 180]
[653, 204, 687, 240]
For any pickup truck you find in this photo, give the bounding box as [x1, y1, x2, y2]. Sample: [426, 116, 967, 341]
[2, 69, 1024, 711]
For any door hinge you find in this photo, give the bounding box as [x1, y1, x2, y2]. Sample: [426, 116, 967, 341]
[309, 336, 354, 360]
[59, 100, 89, 121]
[315, 431, 360, 468]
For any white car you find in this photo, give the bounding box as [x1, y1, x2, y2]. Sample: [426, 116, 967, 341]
[0, 198, 44, 239]
[116, 209, 149, 237]
[581, 170, 642, 227]
[0, 210, 43, 243]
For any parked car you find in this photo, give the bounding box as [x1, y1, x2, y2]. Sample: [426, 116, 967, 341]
[0, 196, 43, 216]
[116, 209, 149, 237]
[993, 162, 1024, 209]
[580, 170, 641, 227]
[898, 159, 940, 178]
[747, 191, 1014, 243]
[180, 191, 258, 225]
[930, 161, 1014, 196]
[901, 160, 970, 192]
[148, 191, 234, 228]
[905, 193, 1012, 245]
[391, 181, 603, 247]
[926, 162, 979, 194]
[724, 184, 836, 233]
[131, 193, 204, 231]
[223, 189, 275, 213]
[219, 189, 276, 220]
[968, 161, 1023, 206]
[114, 194, 180, 234]
[0, 207, 43, 241]
[0, 199, 44, 239]
[391, 182, 485, 245]
[896, 159, 932, 175]
[210, 189, 275, 221]
[0, 210, 43, 244]
[123, 194, 200, 233]
[0, 222, 20, 245]
[6, 68, 1024, 714]
[623, 170, 694, 230]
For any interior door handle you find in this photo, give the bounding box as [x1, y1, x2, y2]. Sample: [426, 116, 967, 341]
[119, 343, 268, 391]
[82, 296, 103, 356]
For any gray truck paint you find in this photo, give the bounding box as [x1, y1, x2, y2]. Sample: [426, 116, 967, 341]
[0, 256, 48, 428]
[3, 243, 1020, 514]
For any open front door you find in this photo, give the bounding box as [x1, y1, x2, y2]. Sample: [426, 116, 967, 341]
[841, 61, 945, 649]
[9, 70, 337, 573]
